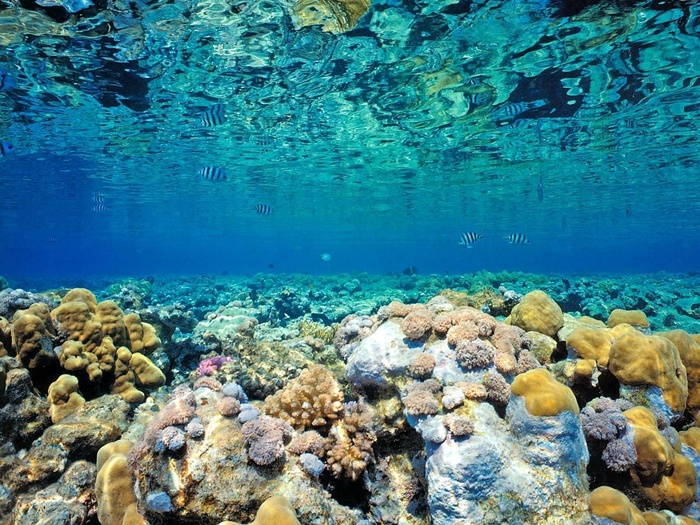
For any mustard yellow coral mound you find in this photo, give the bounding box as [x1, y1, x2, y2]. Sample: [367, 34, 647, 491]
[264, 364, 343, 430]
[589, 486, 646, 525]
[507, 290, 563, 337]
[220, 495, 300, 525]
[566, 325, 615, 367]
[608, 309, 650, 329]
[96, 440, 145, 525]
[47, 374, 85, 423]
[608, 329, 688, 413]
[659, 330, 700, 415]
[510, 368, 579, 416]
[625, 406, 698, 513]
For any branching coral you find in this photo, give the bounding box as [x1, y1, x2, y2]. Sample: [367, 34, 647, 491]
[263, 364, 343, 430]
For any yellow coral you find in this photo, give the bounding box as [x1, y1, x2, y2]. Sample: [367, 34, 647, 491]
[47, 374, 85, 423]
[659, 330, 700, 414]
[219, 495, 300, 525]
[124, 312, 160, 354]
[608, 329, 688, 413]
[290, 0, 370, 34]
[510, 368, 579, 416]
[608, 309, 649, 329]
[566, 325, 614, 367]
[625, 406, 698, 512]
[61, 288, 98, 311]
[507, 290, 563, 337]
[51, 300, 103, 353]
[96, 301, 129, 348]
[589, 486, 647, 525]
[95, 440, 145, 525]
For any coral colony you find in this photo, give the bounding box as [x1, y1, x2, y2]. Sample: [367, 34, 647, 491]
[2, 273, 700, 525]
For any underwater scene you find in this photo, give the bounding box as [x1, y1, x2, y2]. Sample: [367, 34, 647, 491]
[1, 0, 700, 523]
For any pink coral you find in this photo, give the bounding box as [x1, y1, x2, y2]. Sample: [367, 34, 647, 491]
[241, 416, 294, 466]
[400, 309, 434, 340]
[446, 322, 479, 347]
[196, 355, 231, 376]
[407, 352, 436, 379]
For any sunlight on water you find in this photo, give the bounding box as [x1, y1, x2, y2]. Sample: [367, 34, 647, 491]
[0, 0, 698, 277]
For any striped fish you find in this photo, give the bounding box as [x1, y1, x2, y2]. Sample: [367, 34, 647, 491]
[93, 192, 105, 203]
[458, 231, 485, 247]
[93, 204, 107, 213]
[198, 166, 227, 181]
[492, 99, 547, 122]
[253, 204, 273, 215]
[0, 141, 14, 157]
[200, 104, 226, 127]
[504, 233, 530, 244]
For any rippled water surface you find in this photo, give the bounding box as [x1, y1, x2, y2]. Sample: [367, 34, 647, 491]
[0, 0, 698, 279]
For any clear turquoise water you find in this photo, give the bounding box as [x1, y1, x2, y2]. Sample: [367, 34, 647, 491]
[0, 0, 698, 281]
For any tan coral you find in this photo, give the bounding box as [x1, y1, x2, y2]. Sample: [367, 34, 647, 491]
[220, 495, 301, 525]
[47, 374, 85, 423]
[589, 486, 647, 525]
[507, 290, 563, 337]
[625, 406, 698, 512]
[510, 368, 579, 416]
[659, 330, 700, 414]
[95, 301, 129, 348]
[608, 309, 649, 329]
[61, 288, 98, 311]
[124, 312, 161, 354]
[59, 340, 102, 382]
[400, 308, 434, 340]
[51, 300, 103, 353]
[264, 364, 343, 430]
[608, 329, 688, 414]
[11, 312, 56, 372]
[96, 439, 145, 525]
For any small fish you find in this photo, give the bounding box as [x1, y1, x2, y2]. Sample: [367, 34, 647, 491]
[0, 70, 14, 92]
[0, 141, 14, 157]
[253, 204, 273, 215]
[458, 231, 485, 247]
[504, 233, 530, 244]
[492, 99, 547, 122]
[537, 175, 544, 202]
[93, 204, 107, 212]
[320, 253, 332, 262]
[200, 104, 226, 127]
[93, 192, 105, 203]
[626, 206, 632, 218]
[198, 166, 227, 181]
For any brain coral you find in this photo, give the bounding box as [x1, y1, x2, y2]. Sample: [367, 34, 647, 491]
[510, 368, 579, 417]
[507, 290, 563, 337]
[608, 329, 688, 414]
[263, 364, 343, 430]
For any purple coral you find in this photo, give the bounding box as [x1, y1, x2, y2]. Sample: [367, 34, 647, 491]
[455, 339, 495, 370]
[602, 435, 636, 472]
[580, 406, 627, 441]
[155, 426, 186, 453]
[196, 355, 232, 376]
[241, 416, 294, 466]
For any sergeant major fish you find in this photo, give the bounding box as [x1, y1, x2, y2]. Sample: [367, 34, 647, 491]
[458, 231, 485, 247]
[253, 204, 273, 215]
[200, 104, 226, 127]
[198, 166, 227, 181]
[504, 233, 530, 244]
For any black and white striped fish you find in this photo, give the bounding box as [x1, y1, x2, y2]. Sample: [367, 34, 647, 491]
[458, 231, 485, 247]
[93, 204, 107, 213]
[0, 141, 14, 157]
[93, 192, 105, 203]
[504, 233, 530, 244]
[253, 204, 273, 215]
[492, 99, 547, 123]
[200, 104, 226, 127]
[198, 166, 227, 181]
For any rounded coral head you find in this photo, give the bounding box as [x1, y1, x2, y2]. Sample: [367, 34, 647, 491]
[511, 368, 579, 416]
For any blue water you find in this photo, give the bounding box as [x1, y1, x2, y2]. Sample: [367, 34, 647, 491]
[0, 0, 699, 284]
